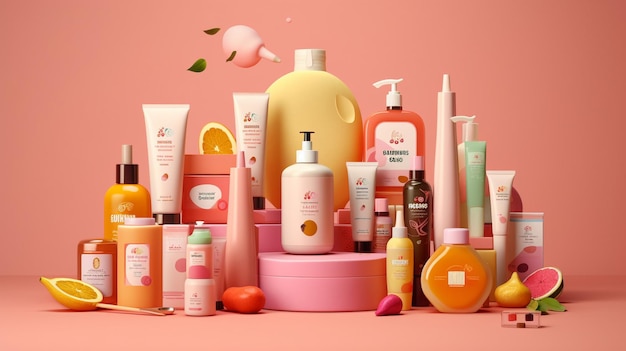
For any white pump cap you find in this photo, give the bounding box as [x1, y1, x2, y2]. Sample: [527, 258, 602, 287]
[296, 131, 318, 163]
[392, 207, 408, 238]
[294, 49, 326, 71]
[450, 115, 478, 142]
[373, 78, 403, 108]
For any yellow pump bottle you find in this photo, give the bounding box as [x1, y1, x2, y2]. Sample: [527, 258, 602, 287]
[265, 49, 363, 210]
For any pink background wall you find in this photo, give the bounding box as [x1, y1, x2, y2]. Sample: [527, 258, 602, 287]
[2, 0, 625, 277]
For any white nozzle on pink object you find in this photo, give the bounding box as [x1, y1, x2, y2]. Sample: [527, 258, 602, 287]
[222, 25, 281, 68]
[237, 150, 246, 168]
[442, 74, 451, 92]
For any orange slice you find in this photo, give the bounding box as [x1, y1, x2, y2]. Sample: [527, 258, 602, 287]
[199, 122, 236, 154]
[40, 277, 103, 311]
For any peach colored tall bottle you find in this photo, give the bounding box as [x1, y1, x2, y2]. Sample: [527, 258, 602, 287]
[421, 228, 492, 313]
[117, 217, 163, 308]
[224, 151, 258, 288]
[104, 144, 151, 241]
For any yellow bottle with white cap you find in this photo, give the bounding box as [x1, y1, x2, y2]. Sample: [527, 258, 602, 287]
[265, 49, 362, 211]
[364, 78, 425, 206]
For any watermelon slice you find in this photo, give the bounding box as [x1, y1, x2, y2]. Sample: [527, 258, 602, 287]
[523, 266, 564, 300]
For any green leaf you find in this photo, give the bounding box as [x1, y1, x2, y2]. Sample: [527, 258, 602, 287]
[188, 58, 207, 73]
[226, 51, 236, 62]
[538, 297, 567, 312]
[527, 299, 539, 311]
[204, 28, 220, 35]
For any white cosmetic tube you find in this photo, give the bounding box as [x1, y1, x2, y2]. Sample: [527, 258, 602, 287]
[486, 170, 516, 286]
[143, 104, 189, 224]
[233, 93, 269, 210]
[465, 141, 486, 237]
[346, 162, 378, 253]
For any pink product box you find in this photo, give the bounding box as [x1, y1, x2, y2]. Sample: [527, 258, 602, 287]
[259, 252, 387, 312]
[182, 154, 282, 225]
[507, 212, 544, 281]
[182, 154, 235, 224]
[162, 224, 193, 309]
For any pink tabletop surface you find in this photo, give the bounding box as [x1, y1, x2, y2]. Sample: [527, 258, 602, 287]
[0, 275, 622, 350]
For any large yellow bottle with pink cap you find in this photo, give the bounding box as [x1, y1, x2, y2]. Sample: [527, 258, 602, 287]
[265, 49, 363, 210]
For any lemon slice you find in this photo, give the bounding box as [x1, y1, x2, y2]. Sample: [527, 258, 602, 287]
[40, 277, 103, 311]
[199, 122, 236, 154]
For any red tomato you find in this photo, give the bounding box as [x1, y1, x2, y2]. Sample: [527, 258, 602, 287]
[222, 286, 266, 313]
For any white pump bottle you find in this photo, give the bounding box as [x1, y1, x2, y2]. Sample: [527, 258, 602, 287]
[281, 131, 335, 254]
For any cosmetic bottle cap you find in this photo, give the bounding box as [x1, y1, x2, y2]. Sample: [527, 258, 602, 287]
[189, 221, 212, 245]
[392, 208, 408, 238]
[443, 228, 470, 245]
[375, 198, 389, 214]
[124, 217, 156, 226]
[373, 78, 403, 108]
[117, 144, 139, 184]
[354, 241, 372, 253]
[413, 156, 424, 171]
[296, 131, 318, 163]
[153, 213, 181, 225]
[450, 115, 478, 142]
[294, 49, 326, 71]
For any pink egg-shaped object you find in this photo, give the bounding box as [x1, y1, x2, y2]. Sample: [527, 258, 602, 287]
[222, 25, 280, 68]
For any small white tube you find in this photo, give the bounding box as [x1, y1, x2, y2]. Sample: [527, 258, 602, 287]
[346, 162, 378, 253]
[487, 170, 516, 286]
[143, 104, 189, 223]
[233, 93, 269, 210]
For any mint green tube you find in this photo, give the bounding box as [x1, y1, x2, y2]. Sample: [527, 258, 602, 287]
[464, 141, 486, 237]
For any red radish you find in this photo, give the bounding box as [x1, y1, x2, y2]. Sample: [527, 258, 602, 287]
[375, 294, 403, 316]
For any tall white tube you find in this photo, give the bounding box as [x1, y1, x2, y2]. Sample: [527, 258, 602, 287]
[433, 74, 460, 249]
[143, 104, 189, 224]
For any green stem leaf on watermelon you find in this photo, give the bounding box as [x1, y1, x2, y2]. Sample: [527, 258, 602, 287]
[527, 297, 566, 313]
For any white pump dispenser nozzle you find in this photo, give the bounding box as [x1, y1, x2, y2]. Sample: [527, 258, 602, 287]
[296, 131, 318, 163]
[450, 115, 478, 142]
[373, 78, 403, 108]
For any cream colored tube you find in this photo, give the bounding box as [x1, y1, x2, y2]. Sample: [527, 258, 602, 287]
[143, 104, 189, 223]
[487, 170, 516, 286]
[346, 162, 378, 252]
[233, 93, 269, 210]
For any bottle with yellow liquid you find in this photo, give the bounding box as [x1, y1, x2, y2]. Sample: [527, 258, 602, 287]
[265, 49, 363, 211]
[104, 144, 152, 241]
[421, 228, 492, 313]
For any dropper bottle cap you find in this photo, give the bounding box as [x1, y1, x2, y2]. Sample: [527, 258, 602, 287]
[392, 208, 407, 238]
[373, 78, 403, 109]
[296, 131, 318, 163]
[117, 144, 138, 184]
